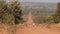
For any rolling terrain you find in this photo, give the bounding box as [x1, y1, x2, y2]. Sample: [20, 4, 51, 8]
[21, 2, 57, 15]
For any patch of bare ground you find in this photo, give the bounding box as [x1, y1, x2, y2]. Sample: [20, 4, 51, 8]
[15, 24, 60, 34]
[0, 24, 8, 34]
[0, 24, 17, 34]
[0, 23, 60, 34]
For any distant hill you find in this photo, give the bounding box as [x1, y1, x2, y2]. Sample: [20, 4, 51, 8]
[20, 2, 57, 15]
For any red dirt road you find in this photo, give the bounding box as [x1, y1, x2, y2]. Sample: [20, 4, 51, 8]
[0, 24, 8, 34]
[15, 24, 60, 34]
[0, 29, 8, 34]
[15, 12, 60, 34]
[0, 12, 60, 34]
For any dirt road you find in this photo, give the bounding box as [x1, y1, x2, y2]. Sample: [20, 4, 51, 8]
[15, 24, 60, 34]
[15, 12, 60, 34]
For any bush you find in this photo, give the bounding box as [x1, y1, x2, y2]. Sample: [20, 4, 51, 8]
[2, 13, 14, 25]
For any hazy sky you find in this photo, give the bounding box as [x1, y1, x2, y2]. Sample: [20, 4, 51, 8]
[20, 0, 60, 3]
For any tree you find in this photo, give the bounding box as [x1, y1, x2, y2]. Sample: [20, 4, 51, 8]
[52, 2, 60, 24]
[0, 0, 23, 25]
[0, 0, 6, 18]
[8, 0, 23, 24]
[0, 0, 14, 25]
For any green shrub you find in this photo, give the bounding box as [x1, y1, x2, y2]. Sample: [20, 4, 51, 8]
[2, 13, 14, 25]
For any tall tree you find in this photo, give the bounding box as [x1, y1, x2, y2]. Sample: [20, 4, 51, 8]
[0, 0, 23, 25]
[52, 2, 60, 23]
[0, 0, 8, 23]
[8, 0, 23, 24]
[0, 0, 6, 18]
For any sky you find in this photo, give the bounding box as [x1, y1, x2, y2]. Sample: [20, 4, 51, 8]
[20, 0, 60, 3]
